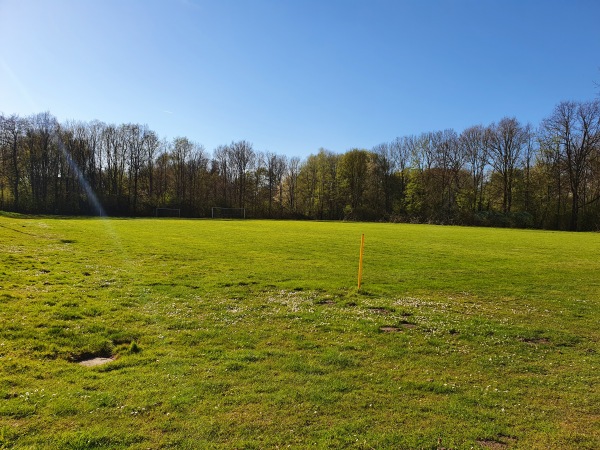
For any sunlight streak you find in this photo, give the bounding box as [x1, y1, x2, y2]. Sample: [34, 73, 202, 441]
[0, 58, 38, 112]
[56, 140, 107, 217]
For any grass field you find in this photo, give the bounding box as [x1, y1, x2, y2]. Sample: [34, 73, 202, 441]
[1, 215, 599, 449]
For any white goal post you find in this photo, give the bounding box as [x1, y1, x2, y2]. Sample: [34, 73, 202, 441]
[211, 207, 246, 219]
[156, 207, 181, 218]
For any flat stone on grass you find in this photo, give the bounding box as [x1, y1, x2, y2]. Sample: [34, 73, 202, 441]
[78, 356, 115, 367]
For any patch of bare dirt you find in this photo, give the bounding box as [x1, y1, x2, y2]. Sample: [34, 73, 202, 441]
[476, 437, 517, 449]
[380, 321, 417, 333]
[316, 299, 335, 305]
[369, 307, 392, 315]
[520, 337, 550, 345]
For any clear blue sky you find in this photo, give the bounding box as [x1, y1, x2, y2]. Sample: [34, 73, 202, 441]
[1, 0, 599, 158]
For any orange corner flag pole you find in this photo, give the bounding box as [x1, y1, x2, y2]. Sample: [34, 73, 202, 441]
[358, 234, 365, 290]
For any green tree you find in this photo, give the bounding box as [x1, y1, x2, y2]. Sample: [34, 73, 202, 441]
[338, 149, 369, 219]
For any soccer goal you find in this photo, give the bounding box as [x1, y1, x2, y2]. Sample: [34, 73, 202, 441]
[211, 207, 246, 219]
[156, 207, 181, 218]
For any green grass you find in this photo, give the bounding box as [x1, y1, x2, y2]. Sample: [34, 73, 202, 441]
[1, 215, 599, 449]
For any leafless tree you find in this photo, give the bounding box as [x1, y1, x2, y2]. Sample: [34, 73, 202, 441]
[0, 114, 27, 210]
[251, 151, 286, 217]
[541, 100, 600, 230]
[487, 117, 530, 213]
[142, 129, 160, 206]
[371, 142, 395, 214]
[187, 142, 209, 215]
[26, 112, 60, 212]
[460, 125, 490, 211]
[390, 136, 411, 207]
[431, 129, 465, 215]
[0, 114, 6, 208]
[100, 124, 126, 210]
[297, 153, 319, 217]
[284, 156, 300, 214]
[172, 137, 194, 208]
[228, 140, 255, 208]
[522, 127, 538, 213]
[213, 145, 232, 206]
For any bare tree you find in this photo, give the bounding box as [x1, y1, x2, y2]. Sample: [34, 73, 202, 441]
[297, 153, 319, 217]
[142, 129, 160, 207]
[431, 129, 464, 216]
[213, 145, 232, 206]
[0, 114, 27, 210]
[100, 124, 127, 211]
[284, 156, 300, 214]
[154, 142, 171, 207]
[172, 137, 194, 209]
[26, 112, 61, 212]
[523, 127, 538, 213]
[389, 136, 411, 211]
[487, 117, 530, 214]
[371, 142, 395, 215]
[228, 140, 255, 208]
[273, 154, 287, 217]
[187, 142, 209, 215]
[460, 125, 490, 211]
[123, 124, 157, 215]
[58, 121, 82, 212]
[541, 100, 600, 230]
[0, 114, 6, 208]
[262, 151, 277, 216]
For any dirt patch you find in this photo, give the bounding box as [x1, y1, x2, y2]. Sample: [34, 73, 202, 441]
[476, 441, 507, 449]
[78, 356, 116, 367]
[380, 321, 417, 333]
[369, 307, 392, 315]
[520, 337, 550, 345]
[316, 299, 335, 305]
[476, 437, 516, 449]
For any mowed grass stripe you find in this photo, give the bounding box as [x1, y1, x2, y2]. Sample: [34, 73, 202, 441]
[0, 216, 599, 449]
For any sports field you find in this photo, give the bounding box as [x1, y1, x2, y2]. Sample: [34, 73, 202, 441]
[0, 215, 599, 449]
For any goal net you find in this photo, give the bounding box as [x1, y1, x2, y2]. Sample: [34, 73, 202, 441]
[156, 207, 181, 218]
[211, 207, 246, 219]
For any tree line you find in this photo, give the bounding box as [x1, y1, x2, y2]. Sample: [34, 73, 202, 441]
[1, 98, 600, 230]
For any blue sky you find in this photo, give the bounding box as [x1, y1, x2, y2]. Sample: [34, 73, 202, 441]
[1, 0, 599, 158]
